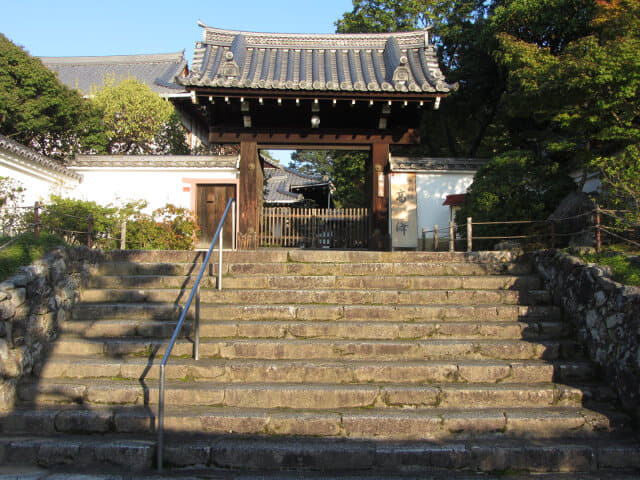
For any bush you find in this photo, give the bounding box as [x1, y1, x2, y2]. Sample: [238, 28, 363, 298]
[0, 232, 65, 281]
[124, 203, 198, 250]
[457, 151, 576, 248]
[24, 195, 119, 249]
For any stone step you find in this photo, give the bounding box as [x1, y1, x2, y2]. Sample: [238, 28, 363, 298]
[2, 433, 639, 474]
[78, 288, 550, 306]
[50, 337, 580, 361]
[92, 260, 533, 277]
[90, 249, 524, 265]
[60, 318, 570, 341]
[0, 405, 627, 440]
[72, 302, 561, 322]
[39, 356, 600, 385]
[16, 378, 614, 410]
[87, 274, 543, 291]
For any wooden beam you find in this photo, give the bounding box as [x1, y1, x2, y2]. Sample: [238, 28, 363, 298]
[209, 128, 420, 146]
[238, 141, 261, 249]
[369, 143, 391, 250]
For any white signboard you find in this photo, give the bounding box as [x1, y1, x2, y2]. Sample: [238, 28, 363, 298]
[390, 173, 417, 248]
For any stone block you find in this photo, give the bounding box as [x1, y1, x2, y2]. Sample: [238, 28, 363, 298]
[55, 408, 113, 433]
[93, 440, 154, 470]
[37, 440, 81, 467]
[164, 442, 210, 467]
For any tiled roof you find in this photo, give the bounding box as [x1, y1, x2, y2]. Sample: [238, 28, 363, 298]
[390, 157, 488, 172]
[40, 52, 188, 96]
[182, 24, 451, 94]
[264, 161, 329, 204]
[70, 154, 239, 169]
[0, 134, 82, 181]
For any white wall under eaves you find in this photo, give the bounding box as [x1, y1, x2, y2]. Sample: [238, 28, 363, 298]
[0, 151, 79, 206]
[416, 172, 474, 237]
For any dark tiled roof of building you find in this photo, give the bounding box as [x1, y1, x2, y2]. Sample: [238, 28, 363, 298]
[0, 134, 82, 181]
[390, 157, 488, 172]
[40, 52, 188, 96]
[70, 154, 239, 169]
[183, 24, 451, 94]
[264, 161, 329, 204]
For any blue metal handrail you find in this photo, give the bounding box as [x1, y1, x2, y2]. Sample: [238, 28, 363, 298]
[157, 197, 235, 470]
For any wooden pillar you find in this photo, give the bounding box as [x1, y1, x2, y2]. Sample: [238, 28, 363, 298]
[239, 141, 262, 249]
[368, 143, 390, 250]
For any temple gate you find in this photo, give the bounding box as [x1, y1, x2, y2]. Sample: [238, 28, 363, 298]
[180, 24, 452, 249]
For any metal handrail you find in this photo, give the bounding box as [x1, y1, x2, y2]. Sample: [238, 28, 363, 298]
[157, 197, 235, 471]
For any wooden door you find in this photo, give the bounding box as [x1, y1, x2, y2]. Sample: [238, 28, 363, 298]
[196, 185, 235, 248]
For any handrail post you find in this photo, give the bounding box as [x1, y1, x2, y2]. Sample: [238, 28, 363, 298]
[195, 284, 200, 361]
[157, 364, 165, 471]
[449, 221, 455, 252]
[421, 228, 426, 251]
[232, 200, 236, 250]
[218, 224, 223, 290]
[34, 202, 40, 239]
[467, 217, 472, 252]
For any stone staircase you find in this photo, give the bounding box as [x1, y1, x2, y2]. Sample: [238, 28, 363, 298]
[1, 249, 639, 477]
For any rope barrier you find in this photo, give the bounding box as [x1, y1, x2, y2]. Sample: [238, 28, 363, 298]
[599, 227, 640, 249]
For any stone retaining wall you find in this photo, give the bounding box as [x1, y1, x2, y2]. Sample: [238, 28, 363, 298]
[532, 250, 640, 421]
[0, 247, 87, 409]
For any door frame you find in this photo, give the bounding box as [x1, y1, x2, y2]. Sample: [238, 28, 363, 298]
[183, 178, 239, 248]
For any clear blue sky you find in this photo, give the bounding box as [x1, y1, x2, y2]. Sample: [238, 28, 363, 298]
[1, 0, 354, 163]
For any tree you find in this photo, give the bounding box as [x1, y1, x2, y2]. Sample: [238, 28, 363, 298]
[288, 150, 367, 208]
[90, 76, 178, 155]
[0, 34, 105, 158]
[496, 0, 640, 214]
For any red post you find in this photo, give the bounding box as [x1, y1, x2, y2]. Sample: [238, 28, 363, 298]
[87, 214, 93, 249]
[595, 204, 601, 253]
[34, 201, 40, 239]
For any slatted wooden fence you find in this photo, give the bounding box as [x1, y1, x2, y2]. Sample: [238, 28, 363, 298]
[260, 207, 369, 249]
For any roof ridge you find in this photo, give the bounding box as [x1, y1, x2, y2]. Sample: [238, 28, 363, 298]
[40, 52, 185, 65]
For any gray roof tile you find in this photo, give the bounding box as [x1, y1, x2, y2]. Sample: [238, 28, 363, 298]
[183, 25, 451, 94]
[40, 52, 188, 96]
[390, 157, 488, 172]
[0, 134, 82, 181]
[264, 162, 329, 204]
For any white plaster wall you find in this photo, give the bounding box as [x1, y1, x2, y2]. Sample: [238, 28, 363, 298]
[0, 161, 77, 207]
[416, 172, 474, 238]
[69, 168, 237, 211]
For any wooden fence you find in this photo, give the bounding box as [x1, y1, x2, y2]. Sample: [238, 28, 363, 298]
[260, 207, 369, 249]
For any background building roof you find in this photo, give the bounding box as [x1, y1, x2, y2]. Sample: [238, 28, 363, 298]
[263, 158, 330, 204]
[40, 52, 188, 96]
[183, 25, 451, 94]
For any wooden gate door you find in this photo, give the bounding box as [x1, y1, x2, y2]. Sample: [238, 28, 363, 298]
[196, 185, 235, 248]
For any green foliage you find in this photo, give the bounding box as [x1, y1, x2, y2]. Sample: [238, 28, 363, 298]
[581, 248, 640, 287]
[157, 111, 190, 155]
[457, 151, 575, 242]
[23, 196, 198, 251]
[0, 232, 64, 281]
[28, 195, 118, 248]
[0, 34, 106, 158]
[90, 75, 175, 154]
[123, 203, 198, 250]
[335, 0, 432, 33]
[288, 150, 367, 208]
